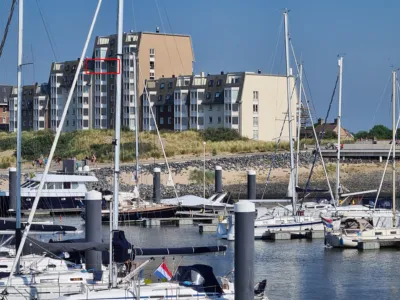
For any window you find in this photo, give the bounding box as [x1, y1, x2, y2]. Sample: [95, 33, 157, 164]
[253, 91, 259, 100]
[218, 117, 222, 124]
[72, 109, 75, 115]
[232, 117, 239, 125]
[160, 82, 165, 89]
[253, 130, 259, 140]
[160, 106, 164, 112]
[158, 95, 163, 101]
[111, 84, 115, 91]
[66, 120, 69, 126]
[150, 61, 155, 69]
[150, 48, 155, 56]
[166, 94, 171, 101]
[208, 117, 213, 124]
[168, 105, 172, 112]
[208, 80, 214, 87]
[168, 117, 172, 124]
[208, 105, 212, 111]
[253, 104, 258, 113]
[232, 104, 239, 112]
[168, 82, 173, 89]
[253, 116, 258, 127]
[160, 117, 164, 124]
[206, 92, 211, 100]
[217, 79, 222, 86]
[215, 92, 220, 98]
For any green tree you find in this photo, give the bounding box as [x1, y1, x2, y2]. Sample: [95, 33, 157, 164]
[354, 130, 371, 140]
[369, 125, 391, 139]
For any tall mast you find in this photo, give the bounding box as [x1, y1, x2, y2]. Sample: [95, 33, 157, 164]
[133, 52, 140, 206]
[295, 63, 303, 187]
[15, 0, 23, 274]
[335, 56, 343, 205]
[283, 9, 297, 213]
[392, 70, 396, 228]
[112, 0, 124, 287]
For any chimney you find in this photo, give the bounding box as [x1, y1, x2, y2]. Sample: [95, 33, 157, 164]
[200, 72, 205, 77]
[334, 118, 338, 125]
[318, 118, 324, 125]
[221, 71, 224, 75]
[172, 74, 175, 78]
[156, 27, 160, 33]
[257, 69, 261, 74]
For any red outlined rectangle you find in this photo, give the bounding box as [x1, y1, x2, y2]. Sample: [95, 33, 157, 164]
[84, 58, 120, 75]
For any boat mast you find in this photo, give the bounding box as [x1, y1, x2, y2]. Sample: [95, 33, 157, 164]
[15, 0, 23, 274]
[295, 63, 303, 187]
[133, 52, 140, 206]
[283, 9, 297, 214]
[112, 0, 124, 287]
[335, 56, 343, 205]
[392, 70, 396, 228]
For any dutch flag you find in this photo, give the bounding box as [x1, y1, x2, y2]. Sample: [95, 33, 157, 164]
[154, 262, 173, 281]
[321, 217, 333, 229]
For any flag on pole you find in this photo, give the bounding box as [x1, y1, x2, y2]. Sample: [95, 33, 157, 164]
[321, 217, 333, 229]
[154, 262, 172, 281]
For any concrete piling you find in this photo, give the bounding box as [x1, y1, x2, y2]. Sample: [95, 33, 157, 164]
[85, 190, 103, 277]
[153, 168, 161, 203]
[247, 170, 256, 200]
[235, 200, 255, 300]
[8, 167, 17, 211]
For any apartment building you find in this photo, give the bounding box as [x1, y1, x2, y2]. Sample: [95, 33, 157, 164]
[92, 30, 194, 131]
[9, 83, 50, 132]
[144, 72, 297, 142]
[0, 85, 12, 131]
[49, 60, 92, 132]
[33, 83, 50, 131]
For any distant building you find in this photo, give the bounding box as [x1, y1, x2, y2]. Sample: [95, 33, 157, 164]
[144, 72, 297, 142]
[92, 31, 194, 131]
[49, 60, 92, 132]
[0, 85, 12, 131]
[301, 118, 354, 139]
[9, 83, 49, 132]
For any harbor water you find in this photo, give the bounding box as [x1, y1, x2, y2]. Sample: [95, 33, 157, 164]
[34, 216, 400, 299]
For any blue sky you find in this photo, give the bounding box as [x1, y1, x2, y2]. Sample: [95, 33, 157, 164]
[0, 0, 399, 133]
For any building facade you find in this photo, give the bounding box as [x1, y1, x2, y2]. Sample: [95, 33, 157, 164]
[9, 83, 49, 132]
[0, 85, 12, 131]
[144, 72, 297, 142]
[49, 60, 92, 132]
[92, 31, 194, 131]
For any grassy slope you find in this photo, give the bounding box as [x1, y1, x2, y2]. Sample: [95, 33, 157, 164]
[0, 129, 291, 166]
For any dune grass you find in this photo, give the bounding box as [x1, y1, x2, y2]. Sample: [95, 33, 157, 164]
[0, 129, 291, 164]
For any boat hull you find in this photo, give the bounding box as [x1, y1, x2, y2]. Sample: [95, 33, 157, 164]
[101, 206, 178, 222]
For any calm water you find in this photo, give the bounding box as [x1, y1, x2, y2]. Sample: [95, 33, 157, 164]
[39, 216, 400, 300]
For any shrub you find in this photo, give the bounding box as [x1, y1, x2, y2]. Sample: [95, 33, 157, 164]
[200, 128, 246, 142]
[188, 169, 214, 185]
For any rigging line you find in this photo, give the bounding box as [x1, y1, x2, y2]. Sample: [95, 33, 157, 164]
[301, 64, 317, 120]
[162, 1, 185, 75]
[290, 44, 335, 206]
[0, 0, 17, 59]
[261, 75, 298, 200]
[269, 16, 284, 73]
[138, 63, 179, 200]
[301, 74, 338, 206]
[371, 74, 391, 128]
[154, 0, 175, 75]
[34, 0, 58, 61]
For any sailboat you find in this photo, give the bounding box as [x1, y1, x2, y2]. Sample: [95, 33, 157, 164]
[324, 69, 400, 248]
[0, 2, 266, 299]
[217, 10, 339, 241]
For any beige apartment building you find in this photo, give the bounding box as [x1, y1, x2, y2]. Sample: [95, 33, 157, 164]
[145, 71, 297, 142]
[92, 30, 194, 131]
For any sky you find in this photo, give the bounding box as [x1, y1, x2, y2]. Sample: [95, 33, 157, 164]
[0, 0, 399, 133]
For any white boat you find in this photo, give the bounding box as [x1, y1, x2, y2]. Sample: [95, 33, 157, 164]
[161, 193, 234, 212]
[57, 264, 268, 300]
[0, 166, 98, 211]
[325, 218, 400, 248]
